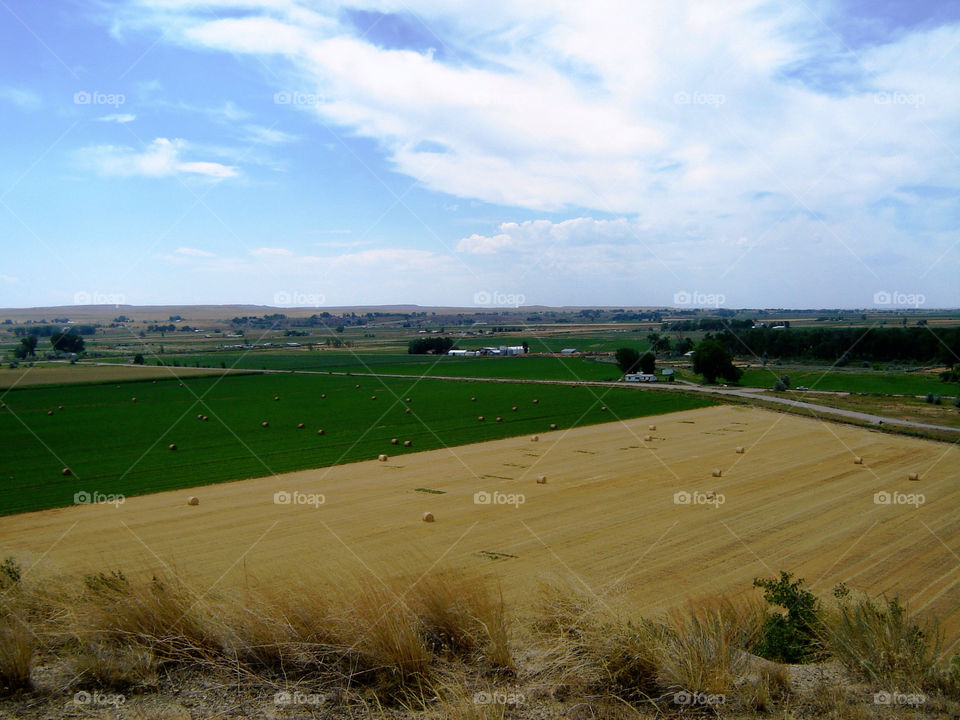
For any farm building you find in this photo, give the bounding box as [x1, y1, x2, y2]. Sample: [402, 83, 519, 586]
[447, 349, 480, 357]
[624, 373, 658, 383]
[560, 348, 579, 354]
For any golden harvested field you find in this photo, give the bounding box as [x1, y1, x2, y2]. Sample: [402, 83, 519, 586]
[0, 363, 238, 388]
[2, 405, 957, 646]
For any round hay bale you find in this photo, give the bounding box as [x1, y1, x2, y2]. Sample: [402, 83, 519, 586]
[0, 403, 5, 408]
[274, 396, 279, 401]
[355, 384, 360, 389]
[533, 399, 539, 404]
[478, 415, 485, 421]
[549, 423, 557, 430]
[317, 429, 325, 435]
[908, 472, 919, 481]
[853, 456, 862, 464]
[404, 440, 412, 447]
[371, 395, 376, 400]
[648, 424, 656, 431]
[202, 416, 208, 422]
[712, 468, 722, 477]
[422, 511, 435, 523]
[297, 423, 305, 429]
[131, 397, 137, 403]
[512, 406, 518, 411]
[47, 410, 53, 416]
[405, 408, 412, 414]
[644, 434, 653, 441]
[536, 474, 547, 484]
[197, 413, 204, 420]
[261, 421, 269, 428]
[391, 438, 399, 445]
[152, 380, 157, 384]
[531, 435, 539, 442]
[321, 393, 326, 399]
[471, 397, 477, 402]
[58, 405, 64, 410]
[600, 406, 607, 412]
[187, 496, 199, 506]
[405, 397, 411, 403]
[179, 383, 184, 387]
[61, 467, 71, 476]
[496, 416, 503, 422]
[736, 446, 745, 454]
[168, 443, 177, 451]
[378, 454, 388, 462]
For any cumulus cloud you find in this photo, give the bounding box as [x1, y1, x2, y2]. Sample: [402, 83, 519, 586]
[78, 138, 238, 178]
[109, 1, 960, 305]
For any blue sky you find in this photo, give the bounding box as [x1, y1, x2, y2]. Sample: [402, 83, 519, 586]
[0, 0, 958, 309]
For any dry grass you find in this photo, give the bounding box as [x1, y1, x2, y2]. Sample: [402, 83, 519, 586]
[0, 617, 34, 692]
[656, 600, 765, 697]
[820, 593, 949, 692]
[0, 558, 958, 717]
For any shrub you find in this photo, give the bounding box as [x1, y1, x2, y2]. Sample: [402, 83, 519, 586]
[822, 595, 945, 691]
[752, 572, 821, 663]
[0, 557, 21, 591]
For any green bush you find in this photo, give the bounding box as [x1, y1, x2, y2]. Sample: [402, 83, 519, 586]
[752, 572, 821, 663]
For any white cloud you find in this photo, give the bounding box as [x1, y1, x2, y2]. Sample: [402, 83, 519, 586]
[108, 1, 960, 305]
[97, 113, 136, 123]
[242, 125, 297, 144]
[0, 274, 21, 284]
[0, 86, 41, 110]
[175, 247, 215, 257]
[251, 247, 293, 256]
[78, 138, 239, 178]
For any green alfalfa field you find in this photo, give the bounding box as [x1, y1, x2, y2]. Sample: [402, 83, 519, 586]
[0, 372, 713, 515]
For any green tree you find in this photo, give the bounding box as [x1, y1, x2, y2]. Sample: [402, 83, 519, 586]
[614, 347, 641, 374]
[50, 331, 85, 354]
[692, 338, 741, 383]
[639, 351, 655, 374]
[11, 335, 37, 359]
[133, 353, 145, 365]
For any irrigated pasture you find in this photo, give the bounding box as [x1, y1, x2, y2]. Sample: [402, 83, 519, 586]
[2, 405, 957, 646]
[0, 372, 711, 514]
